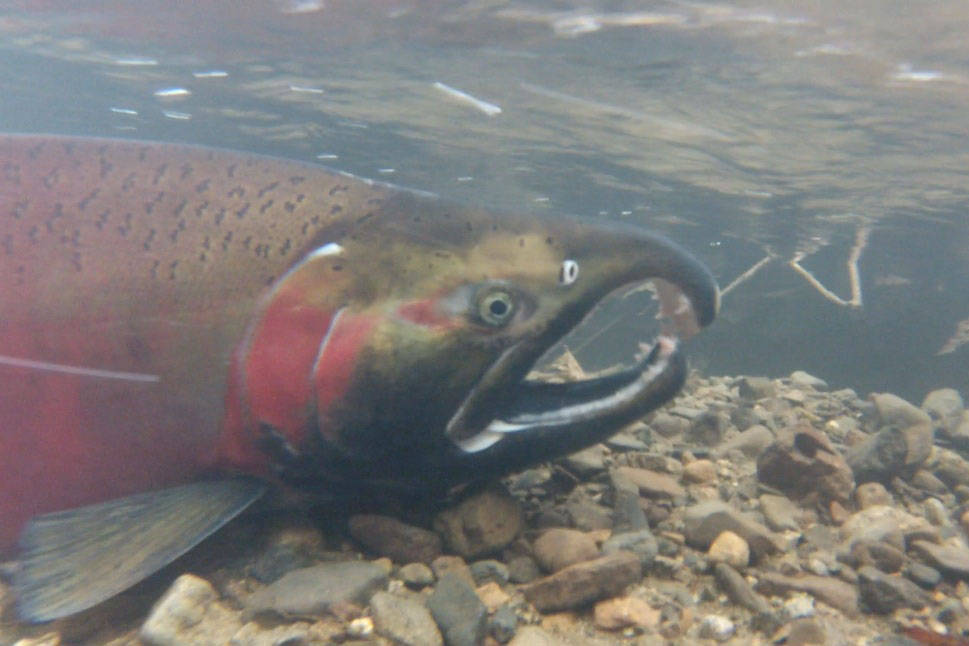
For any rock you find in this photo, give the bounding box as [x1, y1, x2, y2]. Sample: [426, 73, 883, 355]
[426, 574, 487, 646]
[470, 560, 509, 585]
[230, 620, 342, 646]
[246, 561, 387, 616]
[911, 469, 949, 495]
[759, 494, 799, 532]
[533, 528, 599, 573]
[715, 424, 774, 458]
[507, 626, 560, 646]
[610, 469, 648, 531]
[348, 515, 442, 564]
[857, 566, 931, 614]
[698, 614, 735, 641]
[606, 431, 648, 451]
[602, 529, 659, 568]
[707, 530, 749, 568]
[738, 376, 776, 400]
[790, 371, 828, 389]
[399, 562, 435, 588]
[904, 562, 942, 589]
[431, 555, 475, 587]
[756, 424, 854, 503]
[854, 482, 893, 509]
[649, 411, 689, 438]
[520, 552, 642, 612]
[489, 605, 517, 643]
[613, 466, 686, 499]
[371, 591, 443, 646]
[783, 618, 827, 646]
[434, 487, 524, 559]
[507, 555, 541, 584]
[347, 616, 374, 639]
[564, 493, 613, 531]
[683, 500, 781, 558]
[140, 574, 240, 646]
[475, 581, 510, 613]
[922, 388, 964, 434]
[923, 498, 953, 528]
[688, 411, 729, 445]
[932, 448, 969, 488]
[683, 459, 717, 483]
[782, 593, 816, 619]
[847, 540, 905, 574]
[841, 505, 938, 550]
[12, 635, 60, 646]
[713, 563, 771, 614]
[757, 572, 859, 616]
[560, 444, 607, 477]
[247, 525, 326, 583]
[869, 392, 931, 428]
[910, 539, 969, 577]
[845, 423, 933, 484]
[593, 596, 660, 630]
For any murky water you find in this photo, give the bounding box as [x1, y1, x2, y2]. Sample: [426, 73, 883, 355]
[1, 0, 966, 400]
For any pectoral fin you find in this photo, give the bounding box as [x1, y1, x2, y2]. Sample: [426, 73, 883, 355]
[14, 478, 265, 622]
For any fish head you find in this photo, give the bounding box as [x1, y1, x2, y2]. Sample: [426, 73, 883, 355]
[225, 192, 718, 489]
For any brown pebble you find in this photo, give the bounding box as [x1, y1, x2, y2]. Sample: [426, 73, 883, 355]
[593, 596, 660, 630]
[533, 528, 600, 573]
[521, 552, 642, 612]
[682, 459, 717, 484]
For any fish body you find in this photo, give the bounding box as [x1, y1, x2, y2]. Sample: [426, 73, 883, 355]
[0, 135, 717, 620]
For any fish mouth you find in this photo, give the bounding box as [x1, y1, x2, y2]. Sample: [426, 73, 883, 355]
[447, 275, 717, 455]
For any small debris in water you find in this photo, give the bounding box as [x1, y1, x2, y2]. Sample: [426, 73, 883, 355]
[316, 153, 339, 160]
[162, 110, 192, 120]
[289, 84, 325, 94]
[432, 82, 502, 116]
[456, 176, 473, 182]
[109, 107, 138, 115]
[114, 56, 158, 66]
[377, 168, 396, 175]
[154, 87, 191, 98]
[193, 70, 229, 79]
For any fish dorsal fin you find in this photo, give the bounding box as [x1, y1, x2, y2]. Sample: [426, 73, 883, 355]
[14, 478, 265, 622]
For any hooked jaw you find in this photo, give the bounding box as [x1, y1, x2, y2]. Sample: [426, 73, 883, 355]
[446, 231, 719, 469]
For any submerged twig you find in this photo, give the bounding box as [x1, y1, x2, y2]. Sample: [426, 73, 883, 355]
[788, 225, 869, 308]
[720, 253, 776, 298]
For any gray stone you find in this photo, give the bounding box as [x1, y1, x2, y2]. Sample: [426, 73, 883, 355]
[610, 469, 648, 531]
[904, 562, 942, 589]
[602, 529, 658, 568]
[613, 466, 686, 500]
[605, 431, 648, 451]
[844, 423, 933, 484]
[533, 528, 599, 573]
[560, 444, 607, 477]
[489, 605, 518, 643]
[426, 574, 487, 646]
[470, 559, 509, 585]
[520, 552, 642, 612]
[854, 482, 893, 509]
[713, 563, 771, 614]
[922, 388, 965, 434]
[564, 493, 613, 531]
[759, 494, 799, 532]
[371, 591, 443, 646]
[246, 526, 325, 583]
[507, 555, 541, 584]
[790, 371, 828, 389]
[738, 376, 776, 400]
[840, 505, 938, 551]
[845, 540, 905, 574]
[757, 572, 859, 616]
[246, 561, 388, 616]
[715, 425, 774, 458]
[757, 424, 854, 503]
[434, 486, 524, 559]
[911, 469, 949, 495]
[698, 614, 735, 641]
[399, 562, 435, 588]
[430, 555, 474, 587]
[141, 574, 240, 646]
[857, 566, 931, 614]
[683, 500, 781, 558]
[688, 411, 729, 446]
[869, 392, 931, 428]
[348, 515, 442, 564]
[911, 539, 969, 577]
[649, 411, 689, 438]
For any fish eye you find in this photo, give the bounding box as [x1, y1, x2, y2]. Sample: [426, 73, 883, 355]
[478, 289, 515, 326]
[559, 259, 579, 286]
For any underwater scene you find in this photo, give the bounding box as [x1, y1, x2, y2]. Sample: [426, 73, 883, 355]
[0, 1, 968, 644]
